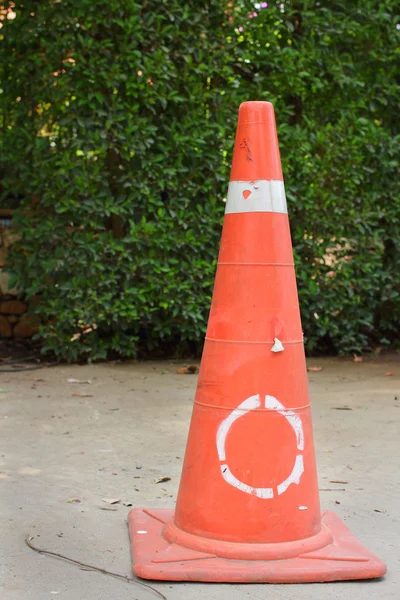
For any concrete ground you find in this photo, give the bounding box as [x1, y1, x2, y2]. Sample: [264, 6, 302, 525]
[1, 356, 399, 600]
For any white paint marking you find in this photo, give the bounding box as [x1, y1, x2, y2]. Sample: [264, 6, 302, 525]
[277, 455, 304, 496]
[265, 395, 304, 450]
[216, 394, 305, 499]
[271, 337, 284, 352]
[137, 530, 148, 534]
[221, 464, 274, 499]
[220, 465, 274, 499]
[298, 506, 308, 511]
[225, 180, 287, 214]
[217, 394, 260, 462]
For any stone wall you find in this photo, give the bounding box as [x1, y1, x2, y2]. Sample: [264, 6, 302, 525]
[0, 218, 40, 340]
[0, 298, 40, 339]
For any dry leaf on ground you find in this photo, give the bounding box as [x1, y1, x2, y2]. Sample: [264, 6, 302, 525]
[102, 498, 120, 505]
[154, 476, 171, 484]
[307, 366, 323, 372]
[176, 365, 198, 375]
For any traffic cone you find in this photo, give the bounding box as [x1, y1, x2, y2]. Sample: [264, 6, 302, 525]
[128, 101, 386, 583]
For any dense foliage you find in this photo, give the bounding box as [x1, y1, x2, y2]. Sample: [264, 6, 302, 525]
[1, 0, 399, 360]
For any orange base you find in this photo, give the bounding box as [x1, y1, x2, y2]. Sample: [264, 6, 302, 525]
[128, 508, 386, 583]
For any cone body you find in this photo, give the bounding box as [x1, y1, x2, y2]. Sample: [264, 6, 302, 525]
[128, 102, 386, 583]
[174, 101, 319, 544]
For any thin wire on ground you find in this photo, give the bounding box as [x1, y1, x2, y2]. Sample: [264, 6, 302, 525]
[25, 534, 168, 600]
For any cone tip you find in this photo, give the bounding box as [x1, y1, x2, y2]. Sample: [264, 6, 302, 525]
[238, 101, 275, 126]
[231, 101, 282, 181]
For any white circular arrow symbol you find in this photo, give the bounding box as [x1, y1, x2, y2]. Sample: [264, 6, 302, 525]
[216, 394, 304, 499]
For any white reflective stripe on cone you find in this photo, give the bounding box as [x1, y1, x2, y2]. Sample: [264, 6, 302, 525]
[225, 180, 287, 214]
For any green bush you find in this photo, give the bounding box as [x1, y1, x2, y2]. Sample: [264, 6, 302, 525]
[1, 0, 399, 360]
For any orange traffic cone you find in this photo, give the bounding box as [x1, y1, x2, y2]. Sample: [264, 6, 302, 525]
[128, 101, 386, 583]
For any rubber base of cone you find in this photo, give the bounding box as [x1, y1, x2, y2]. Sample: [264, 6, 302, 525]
[128, 508, 386, 583]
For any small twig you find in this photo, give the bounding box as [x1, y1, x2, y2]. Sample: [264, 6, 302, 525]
[319, 488, 346, 491]
[25, 534, 167, 600]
